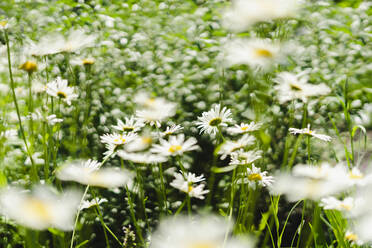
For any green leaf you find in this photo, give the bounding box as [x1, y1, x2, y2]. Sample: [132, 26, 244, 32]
[76, 240, 90, 248]
[211, 164, 237, 173]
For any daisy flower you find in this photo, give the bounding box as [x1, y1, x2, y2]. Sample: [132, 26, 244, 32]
[112, 116, 144, 133]
[160, 124, 184, 137]
[0, 20, 9, 30]
[151, 134, 199, 157]
[218, 134, 256, 160]
[170, 172, 209, 199]
[289, 124, 332, 142]
[19, 60, 37, 74]
[273, 72, 331, 103]
[100, 132, 137, 158]
[118, 151, 167, 164]
[223, 0, 299, 32]
[229, 149, 262, 166]
[320, 196, 354, 212]
[150, 215, 252, 248]
[0, 185, 81, 230]
[56, 159, 133, 188]
[196, 104, 233, 136]
[46, 77, 77, 105]
[136, 104, 176, 128]
[79, 197, 108, 211]
[345, 231, 365, 246]
[224, 38, 282, 71]
[238, 164, 274, 189]
[100, 132, 137, 146]
[227, 122, 262, 135]
[125, 131, 154, 152]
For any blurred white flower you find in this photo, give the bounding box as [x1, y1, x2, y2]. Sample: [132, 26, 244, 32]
[196, 104, 233, 136]
[28, 30, 96, 56]
[274, 72, 331, 103]
[100, 132, 137, 146]
[289, 124, 332, 142]
[0, 185, 81, 230]
[223, 0, 299, 32]
[46, 77, 77, 105]
[170, 171, 209, 199]
[25, 152, 44, 166]
[150, 215, 252, 248]
[320, 196, 354, 212]
[56, 159, 133, 188]
[118, 150, 167, 164]
[218, 134, 256, 160]
[224, 38, 282, 71]
[227, 122, 262, 135]
[270, 163, 349, 201]
[151, 134, 199, 157]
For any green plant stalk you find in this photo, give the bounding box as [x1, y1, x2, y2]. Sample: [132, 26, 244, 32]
[158, 162, 168, 214]
[4, 29, 38, 182]
[27, 73, 34, 139]
[70, 156, 109, 248]
[92, 190, 123, 247]
[126, 186, 145, 245]
[224, 167, 237, 246]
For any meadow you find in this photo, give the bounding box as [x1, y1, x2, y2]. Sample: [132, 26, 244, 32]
[0, 0, 371, 247]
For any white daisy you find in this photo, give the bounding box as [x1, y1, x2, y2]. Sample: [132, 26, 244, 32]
[100, 132, 137, 146]
[150, 215, 252, 248]
[79, 197, 108, 211]
[118, 150, 167, 164]
[345, 231, 365, 246]
[0, 20, 9, 30]
[125, 131, 155, 152]
[274, 72, 331, 103]
[229, 149, 262, 166]
[0, 185, 81, 230]
[46, 77, 77, 105]
[227, 122, 262, 135]
[196, 104, 233, 136]
[223, 0, 299, 32]
[136, 105, 176, 128]
[151, 134, 199, 157]
[160, 124, 184, 137]
[112, 116, 144, 133]
[320, 196, 354, 212]
[238, 164, 274, 189]
[218, 134, 256, 160]
[170, 172, 209, 199]
[289, 124, 332, 142]
[56, 160, 133, 188]
[224, 38, 282, 71]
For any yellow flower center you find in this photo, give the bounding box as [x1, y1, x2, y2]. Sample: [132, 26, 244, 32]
[82, 59, 95, 65]
[241, 126, 248, 131]
[25, 198, 52, 222]
[0, 21, 7, 27]
[349, 172, 363, 180]
[254, 48, 273, 58]
[169, 145, 182, 153]
[345, 233, 358, 242]
[57, 91, 67, 98]
[290, 83, 303, 91]
[340, 203, 352, 211]
[209, 118, 222, 127]
[19, 61, 37, 73]
[187, 185, 193, 193]
[248, 173, 263, 181]
[142, 137, 152, 144]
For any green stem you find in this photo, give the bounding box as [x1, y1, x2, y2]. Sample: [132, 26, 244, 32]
[4, 29, 38, 182]
[125, 186, 145, 245]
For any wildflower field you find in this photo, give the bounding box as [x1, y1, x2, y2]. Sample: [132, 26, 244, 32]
[0, 0, 371, 247]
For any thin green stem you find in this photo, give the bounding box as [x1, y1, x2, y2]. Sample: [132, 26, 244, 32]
[4, 29, 37, 181]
